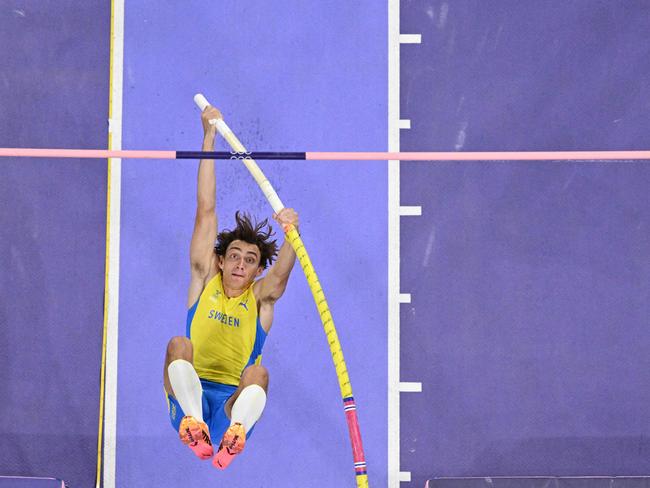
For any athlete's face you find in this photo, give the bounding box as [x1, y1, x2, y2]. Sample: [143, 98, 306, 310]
[219, 240, 263, 288]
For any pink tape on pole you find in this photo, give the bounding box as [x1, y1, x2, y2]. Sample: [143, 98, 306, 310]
[344, 397, 367, 475]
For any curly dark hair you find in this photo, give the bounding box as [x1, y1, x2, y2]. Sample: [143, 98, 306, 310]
[214, 211, 278, 269]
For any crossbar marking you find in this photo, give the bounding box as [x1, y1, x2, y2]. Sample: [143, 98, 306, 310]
[399, 34, 422, 44]
[399, 382, 422, 393]
[399, 472, 412, 482]
[399, 119, 411, 129]
[399, 206, 422, 216]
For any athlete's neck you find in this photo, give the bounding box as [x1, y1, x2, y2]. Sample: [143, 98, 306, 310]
[223, 284, 246, 298]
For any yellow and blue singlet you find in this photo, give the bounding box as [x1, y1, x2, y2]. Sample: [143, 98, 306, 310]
[187, 272, 266, 386]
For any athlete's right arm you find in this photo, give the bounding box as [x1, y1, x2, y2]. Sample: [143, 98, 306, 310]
[187, 106, 222, 307]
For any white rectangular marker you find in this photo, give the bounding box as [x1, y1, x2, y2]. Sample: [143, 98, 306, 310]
[400, 472, 412, 482]
[399, 382, 422, 393]
[399, 293, 411, 303]
[399, 206, 422, 216]
[399, 119, 411, 129]
[399, 34, 422, 44]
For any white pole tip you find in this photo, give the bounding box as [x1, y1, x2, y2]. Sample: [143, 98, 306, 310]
[194, 93, 210, 111]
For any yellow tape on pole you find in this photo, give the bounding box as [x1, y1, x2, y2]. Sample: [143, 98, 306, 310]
[284, 227, 352, 398]
[284, 227, 369, 488]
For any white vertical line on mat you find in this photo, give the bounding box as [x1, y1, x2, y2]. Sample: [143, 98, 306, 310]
[388, 0, 401, 485]
[103, 0, 124, 487]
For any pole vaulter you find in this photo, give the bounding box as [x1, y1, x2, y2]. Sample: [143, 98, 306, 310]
[193, 94, 369, 487]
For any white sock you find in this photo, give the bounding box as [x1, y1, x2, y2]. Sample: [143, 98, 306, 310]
[230, 384, 267, 434]
[167, 359, 204, 422]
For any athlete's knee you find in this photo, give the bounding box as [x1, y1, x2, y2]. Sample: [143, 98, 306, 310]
[242, 364, 269, 387]
[166, 336, 193, 361]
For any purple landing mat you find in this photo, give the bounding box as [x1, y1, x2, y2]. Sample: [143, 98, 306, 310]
[398, 1, 650, 486]
[117, 1, 387, 487]
[426, 477, 650, 488]
[0, 477, 65, 488]
[0, 1, 109, 487]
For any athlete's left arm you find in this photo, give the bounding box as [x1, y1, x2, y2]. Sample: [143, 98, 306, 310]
[255, 208, 299, 303]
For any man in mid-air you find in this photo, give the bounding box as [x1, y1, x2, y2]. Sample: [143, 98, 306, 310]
[163, 104, 299, 469]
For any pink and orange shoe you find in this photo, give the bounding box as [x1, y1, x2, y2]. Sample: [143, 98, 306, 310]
[179, 416, 213, 460]
[212, 422, 246, 470]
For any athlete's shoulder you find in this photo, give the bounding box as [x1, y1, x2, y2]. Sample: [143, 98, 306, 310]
[192, 272, 222, 307]
[205, 271, 223, 289]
